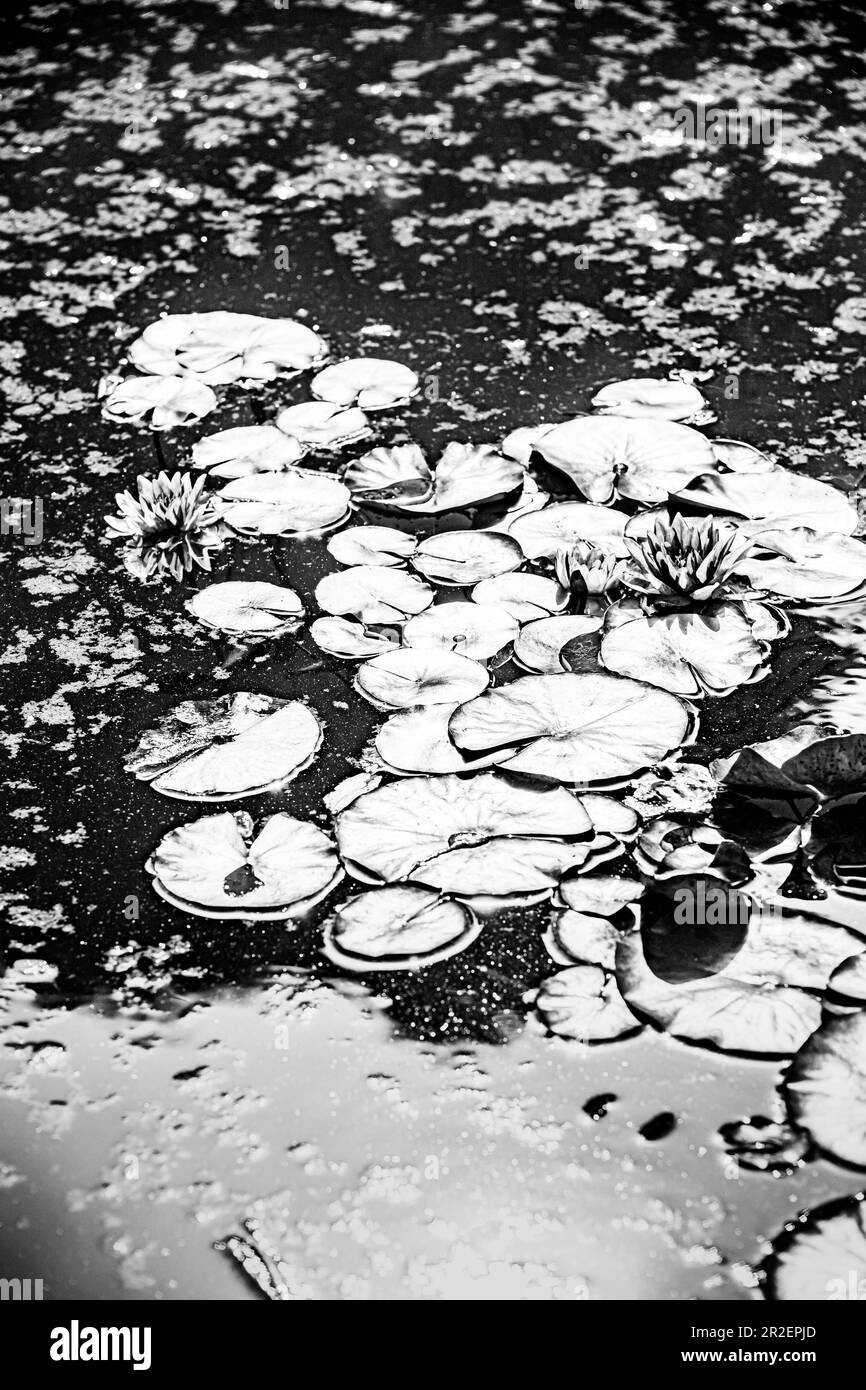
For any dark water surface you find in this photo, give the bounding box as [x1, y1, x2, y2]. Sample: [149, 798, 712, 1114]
[2, 0, 866, 1299]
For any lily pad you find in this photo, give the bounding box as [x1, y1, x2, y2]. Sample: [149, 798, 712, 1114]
[399, 442, 524, 514]
[761, 1195, 866, 1301]
[471, 573, 568, 622]
[275, 400, 370, 450]
[311, 357, 418, 409]
[374, 702, 517, 776]
[617, 909, 864, 1057]
[514, 615, 603, 673]
[558, 875, 645, 916]
[327, 525, 417, 568]
[334, 771, 596, 896]
[507, 501, 628, 560]
[315, 565, 433, 623]
[402, 601, 519, 660]
[736, 528, 866, 603]
[101, 374, 217, 430]
[309, 617, 399, 660]
[192, 425, 304, 479]
[411, 530, 523, 585]
[129, 312, 328, 383]
[147, 809, 341, 918]
[544, 910, 626, 969]
[591, 377, 709, 422]
[535, 416, 716, 505]
[321, 885, 481, 971]
[449, 671, 697, 787]
[673, 467, 859, 535]
[342, 443, 433, 508]
[355, 648, 489, 710]
[599, 599, 771, 698]
[712, 727, 866, 817]
[219, 469, 351, 536]
[186, 581, 304, 638]
[536, 966, 643, 1042]
[785, 1010, 866, 1168]
[125, 692, 321, 800]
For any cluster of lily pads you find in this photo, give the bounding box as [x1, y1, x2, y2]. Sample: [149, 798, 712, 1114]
[102, 315, 866, 1265]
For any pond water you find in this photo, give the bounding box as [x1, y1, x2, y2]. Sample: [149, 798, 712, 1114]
[1, 0, 866, 1301]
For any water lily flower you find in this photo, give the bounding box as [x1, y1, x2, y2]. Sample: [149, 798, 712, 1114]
[554, 540, 622, 595]
[622, 514, 751, 609]
[105, 471, 226, 582]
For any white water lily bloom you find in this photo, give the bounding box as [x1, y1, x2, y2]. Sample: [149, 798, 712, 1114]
[711, 438, 774, 473]
[374, 702, 517, 776]
[315, 564, 433, 623]
[536, 965, 642, 1041]
[471, 572, 568, 622]
[536, 415, 716, 505]
[513, 615, 603, 674]
[599, 599, 771, 698]
[275, 400, 370, 450]
[125, 692, 321, 800]
[219, 468, 351, 536]
[785, 1011, 866, 1168]
[736, 528, 866, 603]
[129, 312, 328, 383]
[508, 500, 628, 560]
[673, 466, 858, 535]
[399, 442, 524, 514]
[310, 616, 399, 660]
[449, 671, 696, 787]
[147, 809, 341, 918]
[311, 357, 418, 409]
[327, 524, 416, 568]
[186, 581, 304, 637]
[342, 443, 433, 508]
[402, 601, 518, 660]
[192, 425, 304, 479]
[591, 377, 709, 422]
[322, 885, 481, 971]
[411, 530, 523, 586]
[617, 910, 864, 1057]
[101, 374, 217, 430]
[334, 771, 596, 895]
[355, 647, 489, 710]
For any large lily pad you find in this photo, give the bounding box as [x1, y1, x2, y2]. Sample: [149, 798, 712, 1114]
[147, 809, 340, 918]
[761, 1195, 866, 1300]
[736, 528, 866, 603]
[129, 312, 328, 383]
[219, 469, 351, 536]
[535, 416, 716, 505]
[334, 771, 597, 896]
[374, 702, 517, 776]
[192, 425, 304, 480]
[399, 443, 524, 514]
[599, 599, 771, 698]
[617, 908, 864, 1057]
[674, 467, 859, 535]
[449, 672, 697, 787]
[125, 692, 322, 800]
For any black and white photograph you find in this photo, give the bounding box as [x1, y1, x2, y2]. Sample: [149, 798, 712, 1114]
[1, 0, 866, 1341]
